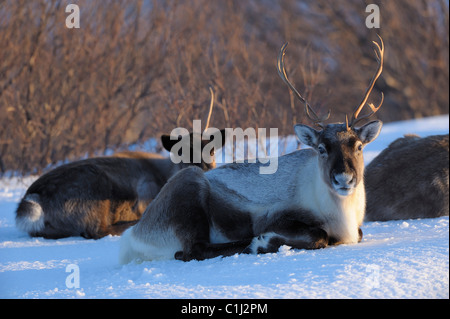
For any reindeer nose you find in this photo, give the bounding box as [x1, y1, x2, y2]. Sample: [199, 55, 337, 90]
[332, 172, 355, 188]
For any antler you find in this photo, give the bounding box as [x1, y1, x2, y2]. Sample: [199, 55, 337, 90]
[348, 35, 385, 129]
[203, 86, 215, 133]
[277, 42, 330, 129]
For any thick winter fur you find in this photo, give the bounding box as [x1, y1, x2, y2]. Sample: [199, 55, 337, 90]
[16, 131, 225, 239]
[365, 134, 449, 221]
[119, 121, 382, 263]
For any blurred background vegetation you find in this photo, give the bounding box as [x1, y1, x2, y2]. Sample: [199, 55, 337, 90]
[0, 0, 448, 174]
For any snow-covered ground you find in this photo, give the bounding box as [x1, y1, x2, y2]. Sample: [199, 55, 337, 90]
[0, 115, 448, 299]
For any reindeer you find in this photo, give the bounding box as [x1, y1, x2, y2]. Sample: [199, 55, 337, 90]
[365, 133, 449, 221]
[16, 91, 225, 239]
[119, 37, 385, 264]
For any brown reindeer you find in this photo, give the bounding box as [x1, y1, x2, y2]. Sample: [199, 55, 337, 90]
[365, 134, 449, 221]
[119, 36, 385, 263]
[16, 91, 225, 239]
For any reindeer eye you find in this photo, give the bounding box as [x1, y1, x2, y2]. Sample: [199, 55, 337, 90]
[357, 143, 363, 152]
[318, 144, 327, 156]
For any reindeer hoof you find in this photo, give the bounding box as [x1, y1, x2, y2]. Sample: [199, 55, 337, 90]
[244, 232, 278, 254]
[174, 251, 185, 260]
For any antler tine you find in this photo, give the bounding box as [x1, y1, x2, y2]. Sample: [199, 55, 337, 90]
[203, 86, 215, 133]
[277, 42, 330, 129]
[351, 92, 384, 127]
[349, 35, 384, 128]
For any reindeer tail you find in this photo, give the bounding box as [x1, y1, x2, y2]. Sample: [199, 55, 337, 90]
[15, 193, 45, 235]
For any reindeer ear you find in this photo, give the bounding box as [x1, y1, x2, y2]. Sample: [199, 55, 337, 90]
[294, 124, 320, 147]
[161, 135, 181, 152]
[356, 120, 383, 145]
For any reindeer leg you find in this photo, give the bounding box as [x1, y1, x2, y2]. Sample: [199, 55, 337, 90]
[243, 227, 328, 254]
[244, 210, 329, 254]
[175, 239, 253, 261]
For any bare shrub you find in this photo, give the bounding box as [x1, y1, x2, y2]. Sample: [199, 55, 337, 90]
[0, 0, 448, 174]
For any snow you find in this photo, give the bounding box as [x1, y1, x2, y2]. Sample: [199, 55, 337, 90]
[0, 115, 448, 299]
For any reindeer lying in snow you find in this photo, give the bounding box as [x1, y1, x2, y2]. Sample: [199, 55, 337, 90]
[16, 90, 225, 239]
[119, 36, 385, 264]
[365, 133, 449, 221]
[15, 132, 224, 239]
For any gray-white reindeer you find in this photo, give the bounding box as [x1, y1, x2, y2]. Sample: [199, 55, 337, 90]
[119, 37, 385, 263]
[16, 92, 225, 239]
